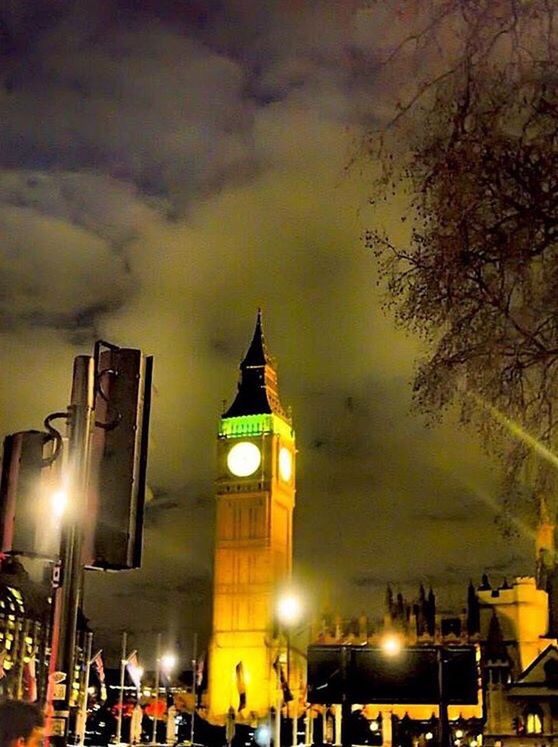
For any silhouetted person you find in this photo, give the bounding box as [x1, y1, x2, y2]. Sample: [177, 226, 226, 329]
[0, 701, 44, 747]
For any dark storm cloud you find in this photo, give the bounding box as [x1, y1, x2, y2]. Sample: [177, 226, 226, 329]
[352, 555, 527, 591]
[114, 577, 210, 604]
[0, 0, 536, 659]
[2, 9, 254, 204]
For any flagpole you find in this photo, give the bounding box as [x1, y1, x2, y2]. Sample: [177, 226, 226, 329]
[190, 633, 197, 747]
[78, 632, 93, 747]
[151, 633, 161, 747]
[116, 631, 127, 745]
[274, 672, 281, 747]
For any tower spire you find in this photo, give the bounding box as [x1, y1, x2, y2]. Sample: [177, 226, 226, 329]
[223, 309, 288, 420]
[209, 310, 296, 721]
[536, 494, 555, 588]
[241, 307, 268, 368]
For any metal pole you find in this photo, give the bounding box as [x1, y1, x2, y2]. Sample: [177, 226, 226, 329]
[116, 631, 128, 744]
[286, 630, 292, 747]
[77, 632, 93, 747]
[190, 633, 197, 747]
[151, 633, 161, 746]
[290, 631, 297, 747]
[50, 355, 95, 747]
[340, 646, 351, 747]
[274, 689, 281, 747]
[438, 646, 449, 747]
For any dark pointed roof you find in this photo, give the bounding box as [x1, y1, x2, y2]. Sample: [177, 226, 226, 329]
[241, 309, 269, 369]
[223, 310, 288, 420]
[513, 644, 558, 685]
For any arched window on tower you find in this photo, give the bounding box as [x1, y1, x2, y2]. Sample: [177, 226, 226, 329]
[524, 706, 543, 735]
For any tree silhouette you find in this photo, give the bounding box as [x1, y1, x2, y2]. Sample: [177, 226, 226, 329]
[366, 0, 558, 530]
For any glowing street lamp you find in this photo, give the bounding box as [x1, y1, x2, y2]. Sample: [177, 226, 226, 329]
[254, 724, 271, 747]
[161, 651, 178, 745]
[51, 485, 68, 519]
[380, 633, 402, 657]
[161, 652, 177, 675]
[378, 634, 402, 747]
[277, 592, 304, 747]
[277, 593, 303, 627]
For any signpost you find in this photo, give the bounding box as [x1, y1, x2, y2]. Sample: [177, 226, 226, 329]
[308, 644, 480, 747]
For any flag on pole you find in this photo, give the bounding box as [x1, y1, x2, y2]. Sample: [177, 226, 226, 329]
[235, 661, 246, 712]
[273, 657, 293, 704]
[91, 649, 107, 701]
[91, 650, 105, 683]
[23, 653, 37, 702]
[226, 706, 236, 744]
[126, 650, 142, 689]
[196, 651, 207, 706]
[196, 652, 205, 688]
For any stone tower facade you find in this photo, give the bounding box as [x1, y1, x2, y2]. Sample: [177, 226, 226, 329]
[207, 311, 296, 723]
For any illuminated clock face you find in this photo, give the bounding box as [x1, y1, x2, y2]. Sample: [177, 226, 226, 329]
[279, 447, 292, 482]
[227, 441, 261, 477]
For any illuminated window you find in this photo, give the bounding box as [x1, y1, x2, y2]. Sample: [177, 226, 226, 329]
[525, 708, 543, 735]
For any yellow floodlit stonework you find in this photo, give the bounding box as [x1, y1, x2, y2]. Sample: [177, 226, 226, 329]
[207, 313, 296, 723]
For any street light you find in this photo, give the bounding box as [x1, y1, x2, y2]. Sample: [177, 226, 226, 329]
[277, 593, 303, 627]
[378, 637, 449, 747]
[436, 646, 450, 747]
[276, 593, 303, 747]
[51, 485, 68, 519]
[378, 633, 403, 747]
[380, 633, 402, 657]
[151, 635, 162, 747]
[161, 652, 177, 746]
[161, 653, 177, 675]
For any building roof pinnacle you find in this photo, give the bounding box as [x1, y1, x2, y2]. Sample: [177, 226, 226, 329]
[223, 309, 288, 420]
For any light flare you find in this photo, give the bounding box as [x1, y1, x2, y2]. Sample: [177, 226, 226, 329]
[472, 393, 558, 471]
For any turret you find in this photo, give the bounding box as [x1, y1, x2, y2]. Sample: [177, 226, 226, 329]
[416, 584, 427, 636]
[535, 495, 555, 590]
[426, 587, 436, 636]
[484, 611, 512, 736]
[467, 580, 480, 636]
[485, 610, 509, 681]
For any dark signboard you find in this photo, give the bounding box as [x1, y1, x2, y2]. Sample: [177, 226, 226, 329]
[307, 645, 478, 706]
[307, 645, 345, 705]
[350, 647, 439, 704]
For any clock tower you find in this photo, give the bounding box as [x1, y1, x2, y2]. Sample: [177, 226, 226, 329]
[208, 310, 296, 722]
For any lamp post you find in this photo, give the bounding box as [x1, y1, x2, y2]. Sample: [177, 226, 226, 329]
[116, 631, 128, 745]
[378, 635, 449, 747]
[379, 633, 403, 747]
[151, 635, 161, 747]
[277, 593, 303, 747]
[161, 651, 177, 746]
[436, 646, 449, 747]
[190, 633, 197, 747]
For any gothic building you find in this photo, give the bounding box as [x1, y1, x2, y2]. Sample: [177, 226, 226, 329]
[207, 311, 296, 723]
[204, 312, 558, 747]
[311, 570, 558, 746]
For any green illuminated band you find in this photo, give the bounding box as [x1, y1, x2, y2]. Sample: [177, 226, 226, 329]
[219, 413, 294, 440]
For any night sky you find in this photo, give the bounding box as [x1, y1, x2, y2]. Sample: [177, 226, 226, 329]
[0, 0, 532, 665]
